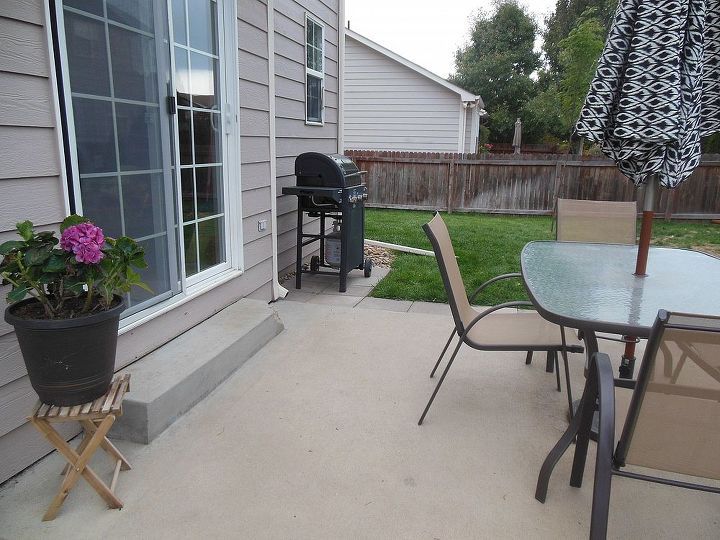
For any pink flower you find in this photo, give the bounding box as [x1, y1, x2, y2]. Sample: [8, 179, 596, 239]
[60, 223, 105, 264]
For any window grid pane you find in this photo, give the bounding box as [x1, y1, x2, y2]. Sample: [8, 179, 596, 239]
[306, 18, 324, 123]
[172, 0, 226, 277]
[62, 3, 174, 309]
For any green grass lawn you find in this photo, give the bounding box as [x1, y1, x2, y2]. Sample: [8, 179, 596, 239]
[365, 209, 720, 305]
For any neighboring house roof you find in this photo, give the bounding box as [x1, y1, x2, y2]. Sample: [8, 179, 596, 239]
[345, 28, 484, 107]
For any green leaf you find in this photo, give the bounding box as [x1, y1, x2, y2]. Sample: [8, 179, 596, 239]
[42, 253, 67, 272]
[16, 221, 34, 241]
[36, 231, 59, 245]
[64, 280, 85, 295]
[130, 252, 148, 269]
[114, 236, 135, 254]
[24, 246, 52, 266]
[0, 241, 25, 255]
[7, 286, 30, 303]
[60, 214, 88, 232]
[135, 281, 153, 293]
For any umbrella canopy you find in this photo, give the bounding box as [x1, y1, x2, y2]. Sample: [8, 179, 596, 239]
[512, 118, 522, 154]
[573, 0, 720, 377]
[576, 0, 720, 189]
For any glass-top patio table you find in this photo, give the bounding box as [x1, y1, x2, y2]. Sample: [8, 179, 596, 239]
[521, 241, 720, 378]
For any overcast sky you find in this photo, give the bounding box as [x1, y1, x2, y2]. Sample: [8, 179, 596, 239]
[345, 0, 558, 79]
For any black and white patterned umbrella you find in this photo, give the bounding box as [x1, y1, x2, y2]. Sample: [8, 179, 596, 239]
[576, 0, 720, 188]
[574, 1, 720, 377]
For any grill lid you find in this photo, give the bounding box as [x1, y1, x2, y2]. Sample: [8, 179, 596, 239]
[295, 152, 362, 188]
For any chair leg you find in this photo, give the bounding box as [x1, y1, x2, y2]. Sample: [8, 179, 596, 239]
[589, 353, 617, 540]
[561, 349, 574, 418]
[525, 351, 533, 365]
[570, 397, 596, 488]
[589, 440, 614, 540]
[430, 328, 457, 378]
[418, 339, 463, 425]
[554, 352, 561, 391]
[546, 351, 554, 373]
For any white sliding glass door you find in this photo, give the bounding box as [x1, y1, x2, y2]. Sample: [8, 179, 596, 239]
[57, 0, 235, 315]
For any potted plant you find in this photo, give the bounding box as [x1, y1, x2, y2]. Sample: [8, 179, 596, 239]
[1, 215, 149, 405]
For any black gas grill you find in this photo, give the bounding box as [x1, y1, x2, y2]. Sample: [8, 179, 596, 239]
[282, 152, 372, 292]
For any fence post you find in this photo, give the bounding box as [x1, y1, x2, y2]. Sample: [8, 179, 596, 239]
[447, 154, 455, 213]
[552, 159, 564, 211]
[665, 188, 678, 220]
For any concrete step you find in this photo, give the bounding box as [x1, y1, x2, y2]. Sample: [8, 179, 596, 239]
[111, 299, 284, 443]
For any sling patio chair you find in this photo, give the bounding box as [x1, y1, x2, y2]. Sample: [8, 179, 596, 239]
[535, 310, 720, 539]
[553, 199, 639, 415]
[555, 198, 637, 246]
[418, 212, 583, 425]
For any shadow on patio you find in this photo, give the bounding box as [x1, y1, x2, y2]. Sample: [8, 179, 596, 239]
[0, 300, 718, 538]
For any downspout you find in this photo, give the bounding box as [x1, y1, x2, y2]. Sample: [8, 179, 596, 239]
[458, 102, 469, 153]
[338, 1, 346, 153]
[267, 0, 288, 300]
[470, 99, 480, 152]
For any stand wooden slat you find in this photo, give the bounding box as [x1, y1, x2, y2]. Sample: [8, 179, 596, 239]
[28, 374, 132, 521]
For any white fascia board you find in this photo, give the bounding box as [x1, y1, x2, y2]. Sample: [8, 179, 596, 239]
[345, 29, 483, 107]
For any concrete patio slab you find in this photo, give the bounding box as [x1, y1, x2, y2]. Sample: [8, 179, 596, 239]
[305, 294, 363, 307]
[1, 302, 717, 539]
[282, 290, 316, 303]
[408, 301, 451, 315]
[321, 285, 374, 297]
[356, 297, 413, 312]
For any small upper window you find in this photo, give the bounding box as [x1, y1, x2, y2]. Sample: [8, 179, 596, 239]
[305, 15, 324, 124]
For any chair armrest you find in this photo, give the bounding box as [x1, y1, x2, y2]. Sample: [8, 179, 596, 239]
[468, 273, 522, 303]
[463, 300, 535, 335]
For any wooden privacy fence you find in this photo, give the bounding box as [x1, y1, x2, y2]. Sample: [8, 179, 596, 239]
[345, 150, 720, 219]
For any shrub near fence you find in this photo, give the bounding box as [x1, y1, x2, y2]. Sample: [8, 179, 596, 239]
[345, 150, 720, 219]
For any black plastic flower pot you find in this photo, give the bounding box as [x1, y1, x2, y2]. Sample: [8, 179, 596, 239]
[5, 297, 125, 406]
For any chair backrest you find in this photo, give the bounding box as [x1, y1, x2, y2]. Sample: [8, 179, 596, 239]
[422, 213, 474, 334]
[616, 311, 720, 480]
[556, 199, 637, 244]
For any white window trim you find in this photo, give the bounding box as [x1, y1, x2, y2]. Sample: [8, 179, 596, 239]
[304, 13, 325, 126]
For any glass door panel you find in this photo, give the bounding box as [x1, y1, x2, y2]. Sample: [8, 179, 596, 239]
[171, 0, 227, 279]
[60, 1, 179, 313]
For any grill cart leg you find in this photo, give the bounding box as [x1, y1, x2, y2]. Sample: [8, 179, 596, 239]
[339, 211, 349, 292]
[339, 267, 347, 293]
[295, 207, 303, 289]
[319, 212, 326, 266]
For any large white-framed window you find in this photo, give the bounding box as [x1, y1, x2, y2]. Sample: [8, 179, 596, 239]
[54, 0, 242, 319]
[305, 14, 325, 125]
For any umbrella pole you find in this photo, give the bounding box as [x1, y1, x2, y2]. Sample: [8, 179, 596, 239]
[635, 175, 658, 276]
[621, 175, 659, 378]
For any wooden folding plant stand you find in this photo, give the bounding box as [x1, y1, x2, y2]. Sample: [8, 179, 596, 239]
[28, 374, 131, 521]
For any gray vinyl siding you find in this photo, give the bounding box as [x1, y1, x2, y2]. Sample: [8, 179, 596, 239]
[0, 3, 73, 484]
[237, 0, 274, 284]
[0, 0, 309, 484]
[274, 0, 340, 274]
[344, 35, 463, 152]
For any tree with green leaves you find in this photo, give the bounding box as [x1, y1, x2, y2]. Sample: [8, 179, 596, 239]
[520, 8, 607, 144]
[450, 1, 540, 143]
[543, 0, 617, 74]
[556, 13, 606, 129]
